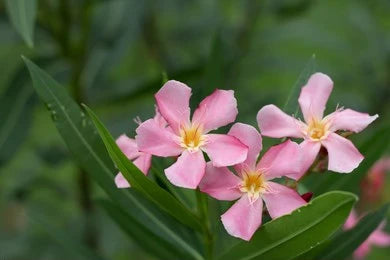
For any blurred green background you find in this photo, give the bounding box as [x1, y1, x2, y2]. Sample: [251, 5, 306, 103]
[1, 0, 390, 259]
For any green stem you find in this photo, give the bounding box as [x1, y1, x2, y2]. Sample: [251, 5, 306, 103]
[196, 189, 214, 260]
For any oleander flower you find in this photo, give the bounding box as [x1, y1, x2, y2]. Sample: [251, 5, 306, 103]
[361, 157, 390, 202]
[114, 135, 152, 188]
[257, 73, 378, 179]
[115, 108, 165, 188]
[199, 123, 306, 240]
[135, 80, 248, 189]
[344, 209, 390, 259]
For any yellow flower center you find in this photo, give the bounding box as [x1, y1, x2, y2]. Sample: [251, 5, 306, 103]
[239, 170, 266, 202]
[179, 124, 206, 151]
[307, 118, 329, 141]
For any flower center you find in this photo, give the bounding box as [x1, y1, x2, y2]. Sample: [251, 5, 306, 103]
[307, 118, 329, 141]
[239, 170, 266, 202]
[179, 124, 206, 151]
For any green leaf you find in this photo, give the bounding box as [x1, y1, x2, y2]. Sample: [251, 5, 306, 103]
[22, 57, 204, 260]
[83, 104, 203, 231]
[0, 67, 35, 166]
[291, 240, 330, 260]
[305, 123, 390, 195]
[283, 54, 316, 116]
[5, 0, 37, 48]
[318, 203, 390, 260]
[151, 157, 197, 210]
[161, 71, 168, 85]
[218, 191, 357, 260]
[99, 199, 191, 260]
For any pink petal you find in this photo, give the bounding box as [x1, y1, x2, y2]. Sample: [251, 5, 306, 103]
[257, 140, 301, 180]
[136, 119, 183, 157]
[203, 134, 248, 167]
[221, 195, 263, 241]
[115, 173, 130, 188]
[155, 80, 191, 134]
[228, 123, 262, 172]
[192, 89, 238, 133]
[328, 109, 378, 133]
[298, 73, 333, 122]
[153, 105, 168, 128]
[133, 153, 152, 175]
[114, 154, 151, 189]
[116, 135, 139, 160]
[257, 105, 304, 138]
[343, 209, 358, 230]
[291, 140, 322, 180]
[165, 150, 206, 189]
[322, 133, 364, 173]
[199, 162, 242, 201]
[262, 182, 306, 219]
[370, 158, 390, 176]
[354, 242, 371, 260]
[370, 229, 390, 246]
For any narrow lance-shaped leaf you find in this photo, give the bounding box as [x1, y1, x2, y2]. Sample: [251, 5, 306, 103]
[84, 104, 203, 231]
[318, 203, 390, 260]
[22, 57, 204, 260]
[0, 68, 35, 166]
[218, 191, 357, 260]
[5, 0, 37, 48]
[29, 213, 106, 260]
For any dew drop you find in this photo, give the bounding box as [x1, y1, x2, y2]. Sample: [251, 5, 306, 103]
[50, 111, 58, 121]
[45, 102, 53, 110]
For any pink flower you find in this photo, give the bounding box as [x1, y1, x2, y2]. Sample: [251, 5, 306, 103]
[199, 123, 306, 240]
[344, 210, 390, 259]
[114, 135, 152, 188]
[115, 108, 165, 188]
[257, 73, 378, 178]
[361, 157, 390, 202]
[135, 80, 248, 189]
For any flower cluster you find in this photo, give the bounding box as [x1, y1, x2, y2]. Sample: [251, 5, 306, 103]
[115, 73, 378, 241]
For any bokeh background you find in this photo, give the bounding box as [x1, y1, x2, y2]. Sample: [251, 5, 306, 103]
[1, 0, 390, 259]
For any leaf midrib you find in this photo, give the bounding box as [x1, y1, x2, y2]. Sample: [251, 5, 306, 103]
[32, 70, 204, 260]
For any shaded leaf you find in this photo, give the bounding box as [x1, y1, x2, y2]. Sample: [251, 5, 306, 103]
[30, 213, 106, 260]
[318, 204, 390, 260]
[5, 0, 37, 48]
[0, 68, 35, 166]
[218, 191, 357, 260]
[99, 199, 191, 260]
